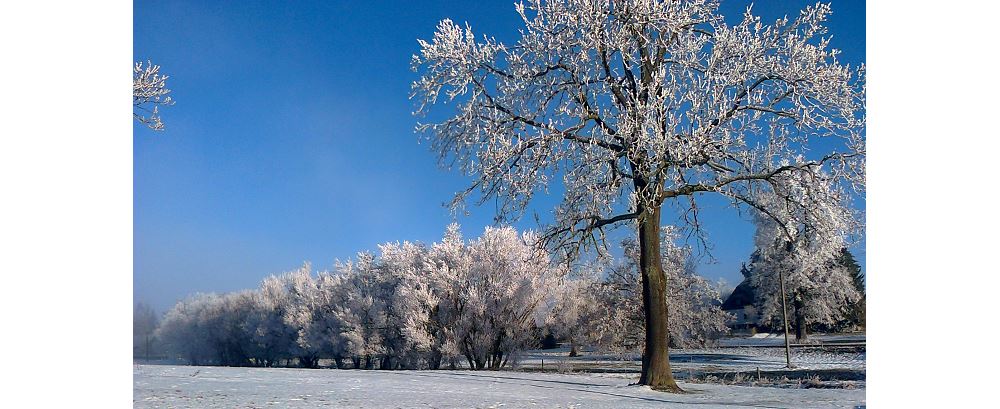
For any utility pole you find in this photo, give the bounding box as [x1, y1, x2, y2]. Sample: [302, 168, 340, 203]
[779, 241, 794, 368]
[778, 264, 793, 368]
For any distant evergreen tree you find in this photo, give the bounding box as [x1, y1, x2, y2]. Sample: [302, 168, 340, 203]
[835, 248, 865, 330]
[837, 248, 865, 295]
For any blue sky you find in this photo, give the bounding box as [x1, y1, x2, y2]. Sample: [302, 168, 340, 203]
[134, 0, 865, 313]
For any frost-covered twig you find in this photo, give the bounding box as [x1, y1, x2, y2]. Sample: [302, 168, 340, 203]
[133, 60, 174, 131]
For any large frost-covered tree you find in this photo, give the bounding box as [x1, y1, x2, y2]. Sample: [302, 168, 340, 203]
[156, 293, 219, 365]
[325, 224, 558, 370]
[156, 288, 299, 367]
[333, 252, 389, 369]
[412, 0, 864, 391]
[370, 240, 436, 370]
[443, 226, 562, 369]
[331, 237, 453, 370]
[261, 263, 326, 368]
[309, 272, 351, 368]
[422, 223, 471, 369]
[749, 169, 861, 341]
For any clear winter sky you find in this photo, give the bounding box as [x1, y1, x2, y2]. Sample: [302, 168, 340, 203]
[134, 0, 866, 313]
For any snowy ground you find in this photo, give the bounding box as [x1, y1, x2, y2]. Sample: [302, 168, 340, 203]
[134, 365, 865, 408]
[519, 346, 865, 373]
[717, 333, 866, 348]
[516, 334, 865, 377]
[135, 335, 865, 407]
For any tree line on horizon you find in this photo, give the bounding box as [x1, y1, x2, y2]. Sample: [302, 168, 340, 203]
[138, 222, 862, 369]
[144, 224, 731, 369]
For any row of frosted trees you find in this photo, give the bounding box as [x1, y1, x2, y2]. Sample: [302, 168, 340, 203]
[155, 224, 731, 369]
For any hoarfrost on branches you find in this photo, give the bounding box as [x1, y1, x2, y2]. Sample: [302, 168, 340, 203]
[133, 60, 174, 131]
[546, 266, 602, 357]
[748, 169, 862, 338]
[411, 0, 865, 255]
[155, 224, 561, 370]
[458, 226, 563, 368]
[412, 2, 863, 387]
[329, 225, 563, 370]
[261, 263, 326, 368]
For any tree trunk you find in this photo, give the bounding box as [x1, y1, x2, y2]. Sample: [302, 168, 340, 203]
[794, 296, 807, 341]
[428, 350, 442, 370]
[568, 341, 579, 357]
[300, 355, 318, 369]
[636, 206, 682, 392]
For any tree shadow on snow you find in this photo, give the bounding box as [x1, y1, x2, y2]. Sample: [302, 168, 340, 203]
[671, 353, 762, 364]
[384, 371, 788, 408]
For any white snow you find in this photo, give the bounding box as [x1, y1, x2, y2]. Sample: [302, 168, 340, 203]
[720, 333, 866, 347]
[515, 344, 865, 373]
[134, 365, 865, 408]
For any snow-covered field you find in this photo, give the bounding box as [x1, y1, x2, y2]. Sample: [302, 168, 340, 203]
[134, 364, 865, 408]
[718, 333, 866, 347]
[518, 346, 865, 374]
[135, 335, 865, 407]
[516, 334, 866, 377]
